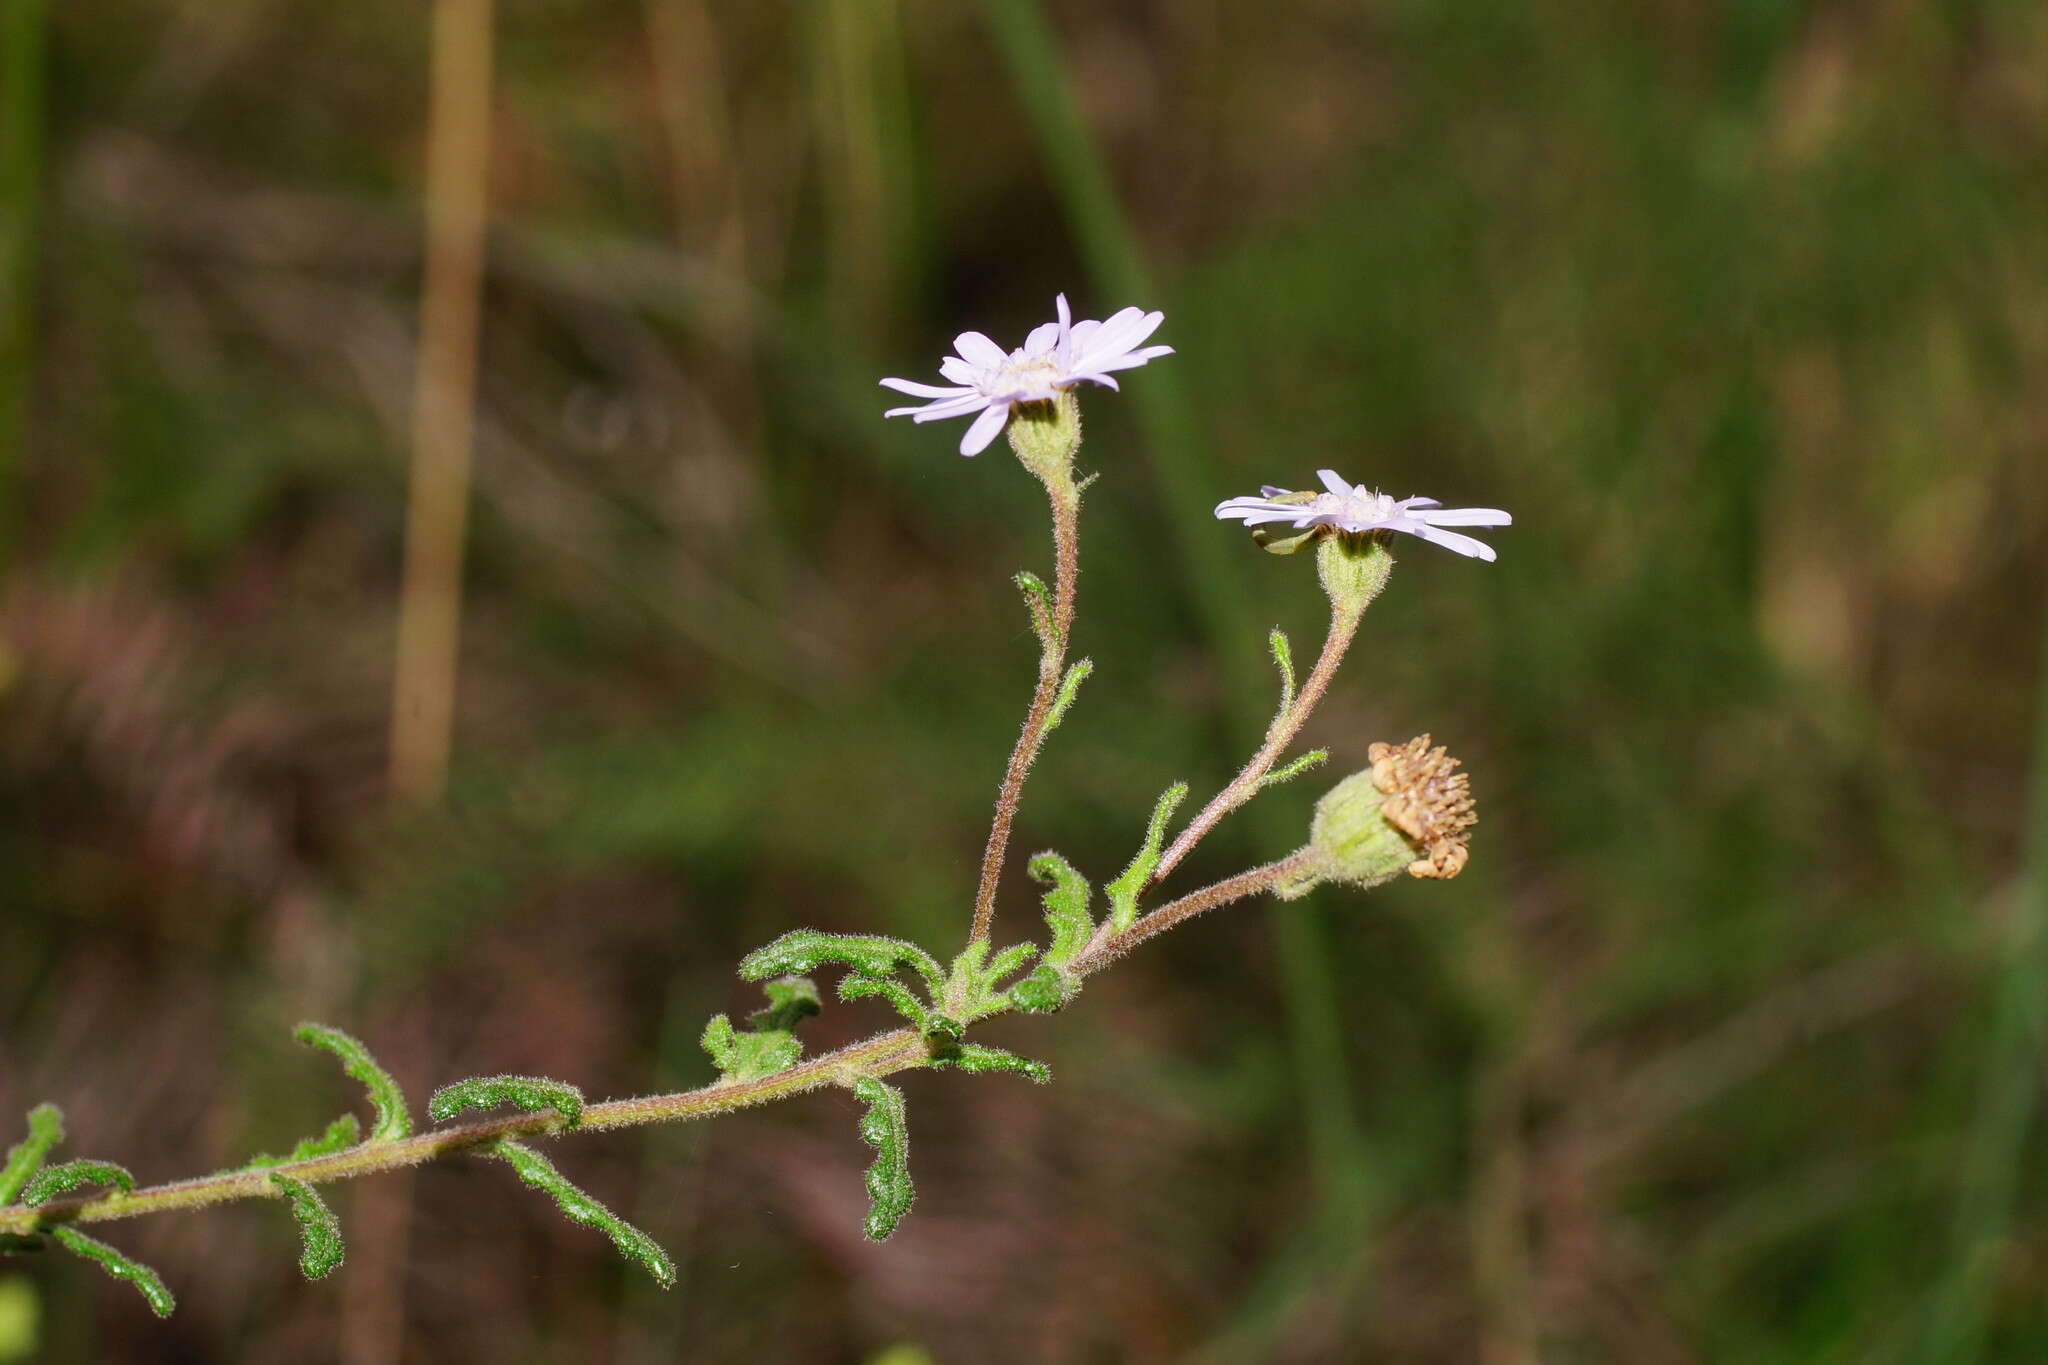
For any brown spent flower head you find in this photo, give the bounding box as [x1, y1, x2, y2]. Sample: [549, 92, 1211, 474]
[1369, 734, 1475, 879]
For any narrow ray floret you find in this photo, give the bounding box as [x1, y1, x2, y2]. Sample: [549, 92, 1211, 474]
[880, 295, 1172, 456]
[1213, 469, 1513, 561]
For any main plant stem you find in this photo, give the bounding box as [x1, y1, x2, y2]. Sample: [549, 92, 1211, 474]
[1, 1031, 929, 1236]
[967, 460, 1080, 948]
[0, 856, 1303, 1240]
[1149, 596, 1364, 888]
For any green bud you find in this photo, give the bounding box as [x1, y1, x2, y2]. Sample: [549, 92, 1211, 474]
[1005, 391, 1082, 479]
[1314, 532, 1395, 616]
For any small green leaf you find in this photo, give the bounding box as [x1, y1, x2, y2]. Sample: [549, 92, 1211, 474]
[247, 1114, 361, 1171]
[981, 941, 1039, 988]
[699, 1014, 802, 1084]
[839, 974, 931, 1030]
[269, 1175, 345, 1279]
[1269, 628, 1297, 716]
[1014, 569, 1056, 645]
[1006, 963, 1074, 1014]
[21, 1160, 133, 1208]
[295, 1023, 412, 1141]
[921, 1014, 963, 1045]
[747, 975, 822, 1033]
[947, 939, 990, 991]
[1043, 658, 1093, 732]
[1260, 748, 1329, 789]
[47, 1226, 174, 1317]
[427, 1076, 584, 1128]
[700, 1014, 740, 1067]
[739, 931, 943, 993]
[1104, 783, 1190, 933]
[0, 1104, 63, 1206]
[851, 1078, 913, 1242]
[928, 1043, 1051, 1083]
[1026, 851, 1093, 967]
[492, 1140, 675, 1287]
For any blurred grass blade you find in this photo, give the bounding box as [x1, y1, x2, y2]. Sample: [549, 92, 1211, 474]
[390, 0, 497, 803]
[0, 0, 46, 563]
[1924, 596, 2048, 1361]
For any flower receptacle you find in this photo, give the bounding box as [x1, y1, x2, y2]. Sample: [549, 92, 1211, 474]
[1006, 391, 1083, 481]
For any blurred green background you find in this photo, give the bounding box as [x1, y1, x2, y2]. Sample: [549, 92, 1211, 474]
[3, 0, 2046, 1360]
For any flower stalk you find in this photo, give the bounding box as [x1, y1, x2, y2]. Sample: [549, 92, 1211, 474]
[1148, 542, 1388, 890]
[966, 396, 1083, 956]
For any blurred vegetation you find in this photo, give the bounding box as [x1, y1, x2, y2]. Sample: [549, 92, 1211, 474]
[3, 0, 2047, 1361]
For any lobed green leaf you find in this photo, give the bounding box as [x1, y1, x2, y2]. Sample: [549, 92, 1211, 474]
[928, 1043, 1051, 1083]
[851, 1078, 914, 1242]
[294, 1023, 412, 1141]
[1006, 963, 1075, 1014]
[1027, 851, 1093, 966]
[247, 1114, 361, 1171]
[981, 941, 1039, 988]
[492, 1140, 675, 1287]
[747, 975, 822, 1033]
[48, 1226, 175, 1317]
[838, 974, 931, 1030]
[1043, 658, 1093, 731]
[269, 1175, 345, 1279]
[427, 1075, 584, 1128]
[700, 1014, 802, 1083]
[1105, 783, 1190, 933]
[0, 1103, 63, 1206]
[739, 930, 943, 993]
[21, 1159, 133, 1208]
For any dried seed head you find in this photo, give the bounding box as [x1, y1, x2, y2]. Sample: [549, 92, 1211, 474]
[1276, 733, 1478, 900]
[1368, 734, 1475, 880]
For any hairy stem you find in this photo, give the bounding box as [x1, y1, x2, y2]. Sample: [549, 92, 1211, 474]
[967, 464, 1080, 949]
[1149, 599, 1364, 887]
[1073, 851, 1318, 973]
[0, 837, 1310, 1241]
[0, 1031, 927, 1237]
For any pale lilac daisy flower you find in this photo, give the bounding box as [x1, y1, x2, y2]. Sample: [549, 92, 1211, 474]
[1214, 469, 1512, 561]
[880, 295, 1172, 456]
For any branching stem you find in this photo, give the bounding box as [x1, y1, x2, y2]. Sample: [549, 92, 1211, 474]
[0, 839, 1306, 1243]
[1149, 598, 1364, 888]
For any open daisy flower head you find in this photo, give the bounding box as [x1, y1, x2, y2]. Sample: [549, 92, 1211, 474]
[1214, 469, 1512, 562]
[880, 294, 1172, 456]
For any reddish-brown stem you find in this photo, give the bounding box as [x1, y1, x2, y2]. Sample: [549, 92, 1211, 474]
[1072, 851, 1316, 975]
[1148, 600, 1364, 888]
[967, 469, 1079, 948]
